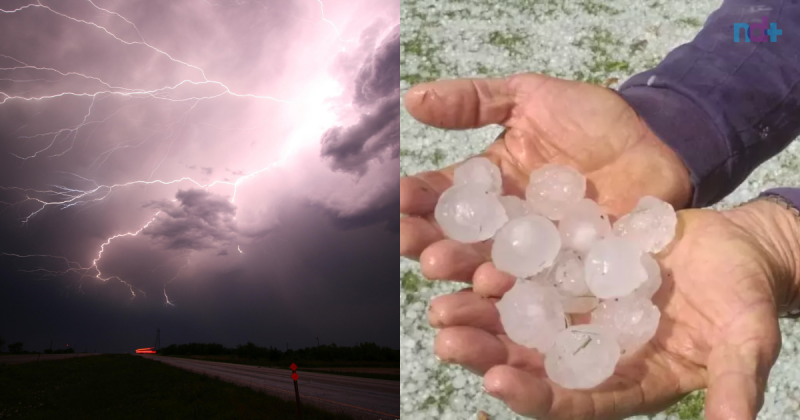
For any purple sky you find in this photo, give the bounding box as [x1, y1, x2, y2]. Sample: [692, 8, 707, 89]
[0, 0, 398, 353]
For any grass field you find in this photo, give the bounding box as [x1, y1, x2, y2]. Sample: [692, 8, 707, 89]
[166, 355, 400, 382]
[0, 354, 353, 420]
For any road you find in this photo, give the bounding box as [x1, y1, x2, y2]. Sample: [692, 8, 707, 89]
[0, 353, 98, 365]
[141, 355, 399, 420]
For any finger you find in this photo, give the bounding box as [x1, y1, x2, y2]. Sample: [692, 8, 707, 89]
[400, 217, 443, 259]
[705, 305, 781, 420]
[428, 292, 503, 334]
[403, 77, 516, 129]
[420, 239, 489, 282]
[435, 327, 508, 375]
[473, 262, 516, 297]
[483, 365, 556, 419]
[400, 170, 454, 216]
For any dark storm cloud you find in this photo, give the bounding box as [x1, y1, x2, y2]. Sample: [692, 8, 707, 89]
[143, 189, 237, 251]
[320, 23, 400, 175]
[320, 96, 399, 174]
[354, 24, 400, 107]
[0, 0, 398, 354]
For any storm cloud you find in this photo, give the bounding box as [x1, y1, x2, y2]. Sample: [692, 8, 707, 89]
[0, 0, 399, 354]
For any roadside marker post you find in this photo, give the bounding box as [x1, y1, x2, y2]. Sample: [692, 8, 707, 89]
[291, 363, 302, 420]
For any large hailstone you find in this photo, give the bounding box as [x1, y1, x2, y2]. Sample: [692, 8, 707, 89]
[592, 295, 661, 354]
[613, 196, 677, 253]
[544, 324, 620, 389]
[525, 164, 586, 221]
[634, 253, 662, 299]
[498, 195, 532, 220]
[550, 249, 590, 297]
[435, 184, 508, 243]
[584, 237, 647, 299]
[492, 215, 561, 278]
[453, 157, 503, 194]
[496, 280, 567, 352]
[558, 199, 612, 253]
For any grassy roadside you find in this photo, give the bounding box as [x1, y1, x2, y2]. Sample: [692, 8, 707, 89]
[163, 354, 400, 382]
[0, 354, 353, 420]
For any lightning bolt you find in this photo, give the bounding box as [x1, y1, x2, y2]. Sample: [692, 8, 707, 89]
[0, 0, 346, 304]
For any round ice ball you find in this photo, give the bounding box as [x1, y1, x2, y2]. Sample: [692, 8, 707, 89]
[584, 237, 648, 299]
[558, 199, 611, 253]
[551, 249, 590, 297]
[435, 184, 508, 243]
[613, 196, 677, 254]
[634, 253, 662, 299]
[544, 324, 620, 389]
[498, 195, 531, 220]
[453, 157, 503, 194]
[591, 295, 661, 354]
[496, 280, 566, 352]
[492, 215, 561, 278]
[525, 164, 586, 221]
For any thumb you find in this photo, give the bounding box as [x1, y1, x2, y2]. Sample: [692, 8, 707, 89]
[704, 304, 781, 420]
[402, 77, 516, 129]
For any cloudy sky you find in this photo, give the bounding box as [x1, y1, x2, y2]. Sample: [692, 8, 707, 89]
[0, 0, 399, 353]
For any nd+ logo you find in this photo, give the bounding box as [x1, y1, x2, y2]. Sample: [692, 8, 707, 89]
[734, 17, 782, 42]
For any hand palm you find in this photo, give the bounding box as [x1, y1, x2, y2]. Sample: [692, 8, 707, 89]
[428, 210, 781, 420]
[400, 73, 690, 277]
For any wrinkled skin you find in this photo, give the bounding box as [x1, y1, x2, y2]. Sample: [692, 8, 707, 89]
[400, 74, 794, 419]
[427, 208, 784, 420]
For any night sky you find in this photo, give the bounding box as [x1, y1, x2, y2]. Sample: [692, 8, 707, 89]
[0, 0, 399, 354]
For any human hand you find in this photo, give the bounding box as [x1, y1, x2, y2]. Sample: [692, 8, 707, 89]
[400, 73, 691, 283]
[427, 200, 800, 420]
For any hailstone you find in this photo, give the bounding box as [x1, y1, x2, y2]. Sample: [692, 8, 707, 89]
[544, 324, 620, 389]
[496, 280, 567, 352]
[558, 199, 611, 253]
[634, 253, 662, 299]
[492, 215, 561, 278]
[525, 164, 586, 221]
[498, 195, 531, 220]
[434, 184, 508, 243]
[453, 157, 503, 194]
[584, 237, 648, 299]
[550, 249, 590, 297]
[592, 295, 661, 354]
[613, 196, 677, 253]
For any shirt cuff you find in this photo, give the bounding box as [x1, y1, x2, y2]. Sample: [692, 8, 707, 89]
[618, 82, 730, 208]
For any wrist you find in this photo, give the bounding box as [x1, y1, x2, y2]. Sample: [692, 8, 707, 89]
[724, 199, 800, 314]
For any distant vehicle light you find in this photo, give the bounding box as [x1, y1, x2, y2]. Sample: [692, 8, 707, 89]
[135, 347, 157, 354]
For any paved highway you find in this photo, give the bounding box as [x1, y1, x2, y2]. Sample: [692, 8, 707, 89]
[141, 355, 399, 420]
[0, 353, 98, 365]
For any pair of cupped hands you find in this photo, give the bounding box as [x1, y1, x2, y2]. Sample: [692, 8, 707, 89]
[400, 73, 800, 420]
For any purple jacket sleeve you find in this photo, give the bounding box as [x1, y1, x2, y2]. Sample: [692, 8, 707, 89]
[617, 0, 800, 209]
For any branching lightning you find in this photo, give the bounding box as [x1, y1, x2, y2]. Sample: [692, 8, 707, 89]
[0, 0, 346, 304]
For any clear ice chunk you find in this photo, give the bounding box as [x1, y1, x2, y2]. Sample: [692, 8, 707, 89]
[496, 280, 566, 352]
[544, 324, 620, 389]
[453, 157, 503, 194]
[499, 195, 531, 220]
[612, 196, 677, 254]
[492, 215, 561, 278]
[634, 253, 662, 299]
[558, 199, 612, 253]
[435, 184, 508, 243]
[584, 237, 647, 299]
[525, 164, 586, 221]
[550, 249, 590, 296]
[591, 295, 661, 354]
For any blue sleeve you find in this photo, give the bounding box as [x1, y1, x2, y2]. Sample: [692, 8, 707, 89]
[617, 0, 800, 208]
